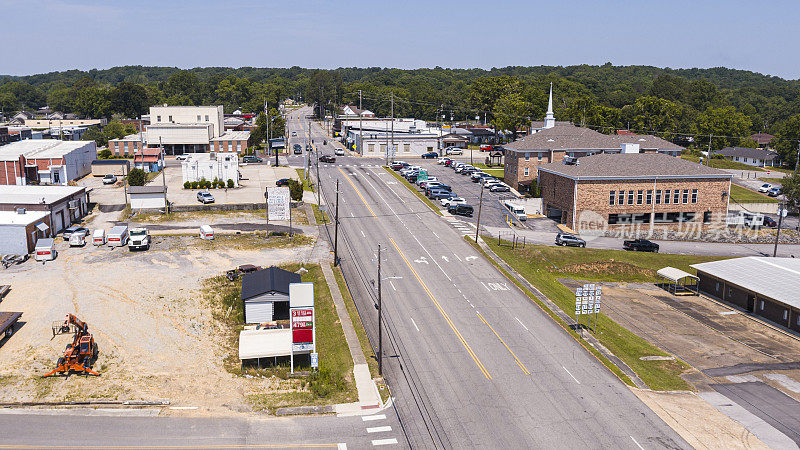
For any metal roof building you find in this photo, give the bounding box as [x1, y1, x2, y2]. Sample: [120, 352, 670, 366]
[691, 257, 800, 332]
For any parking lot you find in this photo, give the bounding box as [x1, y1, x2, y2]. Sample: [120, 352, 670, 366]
[0, 232, 317, 413]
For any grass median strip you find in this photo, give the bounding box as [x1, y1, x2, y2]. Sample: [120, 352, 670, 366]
[475, 237, 725, 391]
[383, 167, 443, 216]
[729, 184, 778, 203]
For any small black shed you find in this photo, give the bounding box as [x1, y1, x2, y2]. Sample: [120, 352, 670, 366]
[241, 266, 301, 324]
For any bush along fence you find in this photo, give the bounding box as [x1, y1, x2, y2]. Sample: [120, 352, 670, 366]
[184, 177, 235, 189]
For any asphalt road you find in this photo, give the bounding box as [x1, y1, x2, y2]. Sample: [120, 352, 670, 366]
[294, 108, 688, 448]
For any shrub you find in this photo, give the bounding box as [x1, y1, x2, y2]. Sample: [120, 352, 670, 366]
[213, 177, 219, 187]
[127, 168, 146, 186]
[97, 149, 112, 159]
[288, 179, 303, 202]
[307, 368, 345, 398]
[227, 179, 234, 188]
[217, 180, 225, 188]
[190, 181, 199, 189]
[183, 181, 191, 189]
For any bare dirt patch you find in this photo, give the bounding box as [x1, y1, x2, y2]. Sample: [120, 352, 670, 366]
[561, 260, 652, 278]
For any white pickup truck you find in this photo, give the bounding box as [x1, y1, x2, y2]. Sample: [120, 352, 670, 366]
[128, 227, 151, 251]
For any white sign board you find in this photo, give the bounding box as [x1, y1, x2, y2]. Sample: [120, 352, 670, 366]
[575, 283, 602, 316]
[267, 186, 290, 221]
[310, 352, 319, 368]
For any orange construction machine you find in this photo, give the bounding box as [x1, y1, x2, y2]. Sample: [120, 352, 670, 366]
[43, 314, 100, 378]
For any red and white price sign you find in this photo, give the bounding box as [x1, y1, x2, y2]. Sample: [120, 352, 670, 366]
[291, 308, 314, 345]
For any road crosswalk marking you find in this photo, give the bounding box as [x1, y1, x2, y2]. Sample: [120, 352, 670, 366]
[362, 414, 386, 421]
[366, 426, 392, 433]
[371, 438, 398, 446]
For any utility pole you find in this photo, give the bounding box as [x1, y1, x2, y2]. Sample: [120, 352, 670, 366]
[474, 182, 484, 243]
[377, 243, 383, 376]
[389, 91, 394, 166]
[774, 202, 785, 257]
[359, 90, 363, 155]
[265, 100, 270, 160]
[316, 140, 321, 207]
[707, 134, 712, 166]
[334, 180, 340, 266]
[159, 137, 168, 213]
[795, 141, 800, 176]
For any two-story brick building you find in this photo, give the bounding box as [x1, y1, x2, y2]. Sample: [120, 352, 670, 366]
[537, 153, 732, 231]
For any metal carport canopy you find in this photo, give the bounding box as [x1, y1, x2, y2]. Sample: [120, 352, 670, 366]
[238, 328, 292, 360]
[657, 267, 698, 282]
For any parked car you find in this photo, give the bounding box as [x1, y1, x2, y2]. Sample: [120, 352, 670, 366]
[763, 216, 778, 227]
[335, 148, 345, 156]
[441, 196, 466, 207]
[758, 183, 773, 193]
[438, 157, 450, 165]
[489, 183, 510, 192]
[421, 152, 438, 159]
[276, 178, 291, 187]
[623, 239, 659, 252]
[319, 155, 336, 163]
[291, 131, 297, 136]
[69, 229, 88, 247]
[197, 191, 215, 204]
[480, 177, 499, 186]
[767, 186, 782, 197]
[448, 204, 474, 216]
[444, 159, 457, 167]
[417, 176, 437, 186]
[102, 174, 117, 185]
[175, 154, 189, 161]
[243, 155, 263, 163]
[446, 147, 463, 155]
[128, 227, 151, 251]
[556, 233, 586, 248]
[62, 226, 89, 241]
[430, 190, 454, 200]
[391, 161, 409, 170]
[471, 172, 489, 182]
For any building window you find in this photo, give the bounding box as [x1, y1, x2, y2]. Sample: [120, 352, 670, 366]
[636, 190, 643, 205]
[168, 115, 173, 122]
[783, 310, 788, 321]
[664, 189, 671, 204]
[380, 144, 387, 154]
[682, 189, 689, 204]
[404, 144, 411, 153]
[618, 190, 625, 205]
[524, 167, 529, 176]
[715, 282, 719, 292]
[205, 115, 209, 121]
[237, 141, 241, 152]
[524, 153, 530, 161]
[608, 213, 651, 224]
[646, 190, 653, 205]
[653, 212, 696, 223]
[368, 144, 374, 153]
[538, 154, 542, 161]
[156, 116, 161, 122]
[627, 191, 634, 205]
[673, 190, 680, 204]
[197, 115, 201, 121]
[797, 315, 800, 326]
[655, 190, 662, 204]
[609, 191, 616, 205]
[691, 189, 698, 203]
[703, 211, 713, 223]
[760, 300, 765, 311]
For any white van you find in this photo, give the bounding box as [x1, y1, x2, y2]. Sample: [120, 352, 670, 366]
[69, 230, 87, 247]
[107, 225, 128, 247]
[503, 201, 527, 221]
[200, 225, 214, 240]
[34, 238, 57, 261]
[92, 229, 106, 246]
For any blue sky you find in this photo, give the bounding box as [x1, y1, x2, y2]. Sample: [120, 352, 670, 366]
[1, 0, 798, 79]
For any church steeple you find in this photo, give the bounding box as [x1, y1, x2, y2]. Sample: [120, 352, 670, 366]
[544, 82, 555, 129]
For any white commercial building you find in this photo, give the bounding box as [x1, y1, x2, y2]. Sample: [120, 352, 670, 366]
[0, 210, 51, 255]
[0, 185, 88, 233]
[137, 106, 249, 155]
[128, 186, 167, 210]
[0, 140, 95, 185]
[182, 153, 240, 187]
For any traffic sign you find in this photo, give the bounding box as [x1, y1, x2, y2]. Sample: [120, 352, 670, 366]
[310, 353, 319, 368]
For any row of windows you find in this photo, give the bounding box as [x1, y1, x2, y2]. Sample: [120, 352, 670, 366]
[366, 143, 413, 153]
[155, 115, 211, 122]
[608, 211, 711, 224]
[523, 153, 543, 162]
[609, 189, 697, 206]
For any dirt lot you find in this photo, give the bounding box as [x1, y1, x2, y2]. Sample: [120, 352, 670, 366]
[0, 234, 319, 415]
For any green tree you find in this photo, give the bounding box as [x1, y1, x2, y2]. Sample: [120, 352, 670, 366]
[694, 106, 753, 151]
[494, 92, 532, 141]
[127, 168, 146, 186]
[97, 149, 113, 159]
[780, 173, 800, 208]
[109, 81, 149, 118]
[623, 96, 686, 136]
[288, 179, 303, 202]
[73, 85, 111, 118]
[0, 92, 17, 112]
[103, 120, 128, 140]
[165, 71, 199, 103]
[774, 114, 800, 169]
[83, 126, 108, 147]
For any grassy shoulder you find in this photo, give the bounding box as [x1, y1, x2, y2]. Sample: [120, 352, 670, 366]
[131, 209, 267, 223]
[384, 167, 443, 216]
[203, 263, 357, 413]
[730, 184, 778, 203]
[333, 266, 379, 378]
[189, 233, 314, 250]
[681, 154, 765, 171]
[312, 204, 329, 224]
[480, 238, 725, 391]
[295, 168, 314, 192]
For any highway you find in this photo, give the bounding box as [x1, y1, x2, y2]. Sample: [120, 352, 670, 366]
[291, 107, 688, 448]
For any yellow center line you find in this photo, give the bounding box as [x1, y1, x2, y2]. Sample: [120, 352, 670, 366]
[389, 237, 492, 380]
[477, 312, 531, 375]
[338, 167, 377, 218]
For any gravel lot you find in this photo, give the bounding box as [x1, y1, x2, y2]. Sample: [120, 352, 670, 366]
[0, 234, 317, 414]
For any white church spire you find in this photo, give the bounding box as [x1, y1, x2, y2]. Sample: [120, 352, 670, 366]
[544, 82, 555, 129]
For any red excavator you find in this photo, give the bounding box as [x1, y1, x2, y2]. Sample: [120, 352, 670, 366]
[43, 314, 100, 377]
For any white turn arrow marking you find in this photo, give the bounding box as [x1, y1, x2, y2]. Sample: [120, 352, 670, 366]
[413, 257, 429, 265]
[465, 256, 478, 261]
[441, 256, 449, 262]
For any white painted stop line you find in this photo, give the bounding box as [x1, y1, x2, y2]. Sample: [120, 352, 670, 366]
[367, 426, 392, 433]
[372, 438, 398, 446]
[362, 414, 386, 421]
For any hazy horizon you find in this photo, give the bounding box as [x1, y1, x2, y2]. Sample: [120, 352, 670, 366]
[2, 0, 798, 80]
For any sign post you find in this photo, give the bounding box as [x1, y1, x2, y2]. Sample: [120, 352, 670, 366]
[267, 186, 290, 222]
[289, 282, 315, 374]
[575, 283, 601, 332]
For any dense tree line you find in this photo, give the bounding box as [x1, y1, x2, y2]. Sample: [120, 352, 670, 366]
[1, 64, 800, 166]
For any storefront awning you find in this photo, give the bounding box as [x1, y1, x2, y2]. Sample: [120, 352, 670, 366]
[657, 267, 698, 282]
[36, 222, 49, 232]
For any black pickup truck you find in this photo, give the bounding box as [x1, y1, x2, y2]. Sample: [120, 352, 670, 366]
[623, 239, 659, 252]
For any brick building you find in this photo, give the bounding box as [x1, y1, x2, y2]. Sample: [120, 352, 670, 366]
[537, 153, 732, 231]
[692, 257, 800, 333]
[0, 140, 95, 185]
[108, 134, 145, 156]
[0, 185, 88, 233]
[503, 123, 683, 191]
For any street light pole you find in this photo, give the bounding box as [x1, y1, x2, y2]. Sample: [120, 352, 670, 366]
[475, 182, 484, 243]
[334, 180, 340, 266]
[774, 202, 785, 257]
[377, 243, 383, 376]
